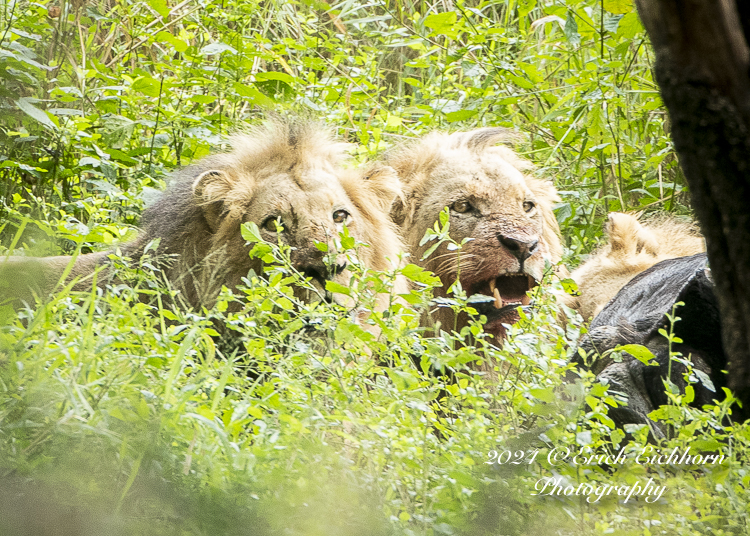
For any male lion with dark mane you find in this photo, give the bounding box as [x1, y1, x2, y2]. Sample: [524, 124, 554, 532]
[566, 212, 705, 321]
[1, 120, 407, 311]
[386, 128, 563, 343]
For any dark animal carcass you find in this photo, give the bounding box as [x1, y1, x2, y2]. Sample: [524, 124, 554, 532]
[572, 253, 727, 439]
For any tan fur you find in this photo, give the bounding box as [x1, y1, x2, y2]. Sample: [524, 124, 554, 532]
[1, 120, 407, 311]
[386, 128, 563, 345]
[567, 212, 705, 320]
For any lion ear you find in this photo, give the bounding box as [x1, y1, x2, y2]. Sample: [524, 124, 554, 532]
[390, 197, 406, 226]
[192, 169, 233, 233]
[605, 212, 646, 255]
[606, 212, 659, 256]
[363, 165, 402, 213]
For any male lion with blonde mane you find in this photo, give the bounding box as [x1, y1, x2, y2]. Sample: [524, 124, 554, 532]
[386, 128, 563, 343]
[1, 120, 407, 310]
[567, 212, 705, 321]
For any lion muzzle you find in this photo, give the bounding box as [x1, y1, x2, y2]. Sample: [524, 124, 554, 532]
[497, 234, 539, 263]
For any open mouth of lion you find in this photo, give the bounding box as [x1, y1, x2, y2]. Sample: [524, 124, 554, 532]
[467, 273, 537, 318]
[297, 269, 330, 303]
[301, 268, 349, 306]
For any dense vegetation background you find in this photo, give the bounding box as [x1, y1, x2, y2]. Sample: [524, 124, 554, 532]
[0, 0, 748, 534]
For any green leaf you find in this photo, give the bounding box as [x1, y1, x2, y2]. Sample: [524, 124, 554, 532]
[421, 241, 441, 260]
[617, 12, 643, 39]
[386, 369, 419, 390]
[603, 14, 624, 33]
[691, 438, 723, 452]
[190, 94, 217, 104]
[156, 31, 188, 52]
[200, 43, 237, 56]
[255, 71, 296, 84]
[148, 0, 170, 18]
[423, 11, 457, 30]
[617, 344, 658, 366]
[232, 83, 274, 107]
[241, 222, 264, 243]
[132, 76, 162, 97]
[648, 404, 683, 421]
[325, 281, 351, 295]
[564, 12, 580, 45]
[334, 319, 374, 345]
[101, 114, 135, 149]
[560, 278, 579, 296]
[555, 202, 573, 225]
[16, 98, 57, 131]
[518, 0, 537, 17]
[529, 387, 555, 403]
[401, 264, 440, 286]
[603, 0, 634, 15]
[693, 369, 716, 392]
[444, 109, 477, 122]
[439, 207, 450, 227]
[586, 105, 604, 138]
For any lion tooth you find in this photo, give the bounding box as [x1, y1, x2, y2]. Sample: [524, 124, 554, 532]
[493, 287, 502, 309]
[489, 278, 496, 294]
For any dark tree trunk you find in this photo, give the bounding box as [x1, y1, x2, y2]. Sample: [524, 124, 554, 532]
[635, 0, 750, 419]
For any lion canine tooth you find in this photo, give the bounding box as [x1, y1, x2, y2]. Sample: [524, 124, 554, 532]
[489, 278, 496, 293]
[493, 287, 502, 309]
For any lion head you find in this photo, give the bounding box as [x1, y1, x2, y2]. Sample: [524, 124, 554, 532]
[139, 120, 407, 309]
[2, 121, 406, 312]
[386, 128, 563, 342]
[567, 212, 705, 320]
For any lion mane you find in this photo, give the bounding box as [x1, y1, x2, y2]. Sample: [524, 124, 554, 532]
[385, 127, 563, 344]
[2, 120, 407, 310]
[567, 212, 705, 320]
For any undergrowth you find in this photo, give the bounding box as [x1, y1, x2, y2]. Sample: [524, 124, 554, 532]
[1, 0, 748, 534]
[1, 224, 748, 535]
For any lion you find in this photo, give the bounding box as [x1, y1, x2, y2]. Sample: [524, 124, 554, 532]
[566, 212, 705, 321]
[385, 128, 563, 344]
[1, 120, 408, 312]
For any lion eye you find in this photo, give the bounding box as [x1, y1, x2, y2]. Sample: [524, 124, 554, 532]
[523, 201, 535, 213]
[452, 200, 472, 213]
[332, 209, 349, 224]
[262, 216, 282, 232]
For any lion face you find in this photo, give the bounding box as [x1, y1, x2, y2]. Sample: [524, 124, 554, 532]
[388, 128, 562, 342]
[243, 167, 357, 300]
[2, 121, 406, 314]
[185, 121, 405, 308]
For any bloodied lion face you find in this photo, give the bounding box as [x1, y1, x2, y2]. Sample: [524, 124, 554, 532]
[388, 128, 563, 343]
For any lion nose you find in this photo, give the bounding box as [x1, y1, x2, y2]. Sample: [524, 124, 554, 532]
[301, 261, 348, 283]
[325, 261, 348, 279]
[498, 235, 539, 262]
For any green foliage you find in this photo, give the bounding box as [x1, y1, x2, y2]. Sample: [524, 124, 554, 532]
[1, 0, 690, 257]
[1, 0, 746, 534]
[1, 231, 749, 534]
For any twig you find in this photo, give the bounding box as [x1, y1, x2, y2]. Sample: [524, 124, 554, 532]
[105, 0, 198, 68]
[0, 0, 17, 49]
[147, 75, 165, 176]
